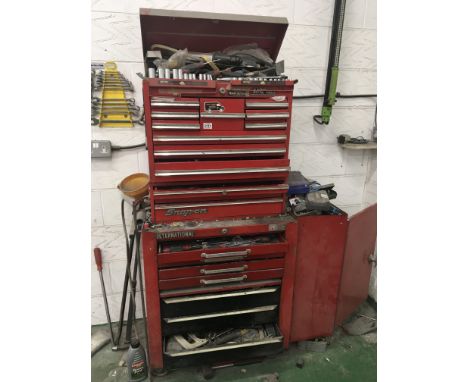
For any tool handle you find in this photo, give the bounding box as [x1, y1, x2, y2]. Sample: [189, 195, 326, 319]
[94, 248, 103, 271]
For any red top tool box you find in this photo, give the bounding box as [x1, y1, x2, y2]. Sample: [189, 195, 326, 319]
[140, 9, 295, 224]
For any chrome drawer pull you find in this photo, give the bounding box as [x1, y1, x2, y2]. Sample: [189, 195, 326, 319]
[163, 304, 276, 323]
[163, 287, 279, 304]
[153, 184, 289, 197]
[153, 135, 286, 142]
[151, 101, 199, 108]
[201, 249, 251, 259]
[151, 112, 199, 119]
[200, 112, 245, 119]
[246, 102, 289, 109]
[245, 112, 290, 119]
[245, 123, 288, 129]
[200, 265, 248, 275]
[200, 275, 247, 285]
[154, 148, 286, 157]
[152, 124, 200, 130]
[155, 167, 290, 177]
[156, 199, 282, 210]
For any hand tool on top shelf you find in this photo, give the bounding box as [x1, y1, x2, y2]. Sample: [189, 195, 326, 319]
[314, 0, 347, 125]
[93, 247, 116, 347]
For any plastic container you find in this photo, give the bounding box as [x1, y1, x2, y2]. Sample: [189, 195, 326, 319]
[127, 340, 148, 382]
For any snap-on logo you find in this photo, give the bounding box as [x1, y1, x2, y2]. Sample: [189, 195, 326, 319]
[165, 208, 208, 217]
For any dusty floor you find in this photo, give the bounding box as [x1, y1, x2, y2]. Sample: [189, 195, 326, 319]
[91, 303, 376, 382]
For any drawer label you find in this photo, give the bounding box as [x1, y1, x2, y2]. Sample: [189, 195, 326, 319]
[156, 231, 194, 240]
[202, 122, 213, 130]
[165, 208, 208, 217]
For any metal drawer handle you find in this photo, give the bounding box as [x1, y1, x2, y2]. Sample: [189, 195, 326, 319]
[155, 167, 290, 177]
[245, 113, 290, 119]
[151, 112, 199, 119]
[153, 184, 289, 197]
[200, 112, 245, 119]
[163, 287, 279, 304]
[152, 124, 200, 130]
[200, 275, 247, 285]
[246, 102, 289, 108]
[153, 135, 286, 142]
[200, 265, 248, 275]
[151, 101, 199, 108]
[154, 148, 286, 157]
[201, 249, 251, 259]
[245, 123, 287, 129]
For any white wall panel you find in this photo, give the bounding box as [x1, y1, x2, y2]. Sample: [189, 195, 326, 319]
[294, 0, 366, 28]
[100, 189, 133, 226]
[92, 0, 215, 14]
[364, 0, 377, 29]
[92, 12, 143, 62]
[213, 0, 294, 20]
[91, 191, 104, 227]
[277, 25, 330, 68]
[340, 28, 377, 69]
[91, 151, 139, 190]
[92, 226, 128, 262]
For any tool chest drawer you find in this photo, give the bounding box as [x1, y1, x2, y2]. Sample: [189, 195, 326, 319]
[162, 303, 279, 336]
[163, 324, 283, 369]
[152, 183, 288, 203]
[159, 268, 284, 291]
[152, 159, 290, 185]
[152, 131, 288, 144]
[159, 258, 284, 280]
[153, 197, 285, 222]
[153, 143, 286, 161]
[160, 287, 281, 318]
[157, 237, 288, 268]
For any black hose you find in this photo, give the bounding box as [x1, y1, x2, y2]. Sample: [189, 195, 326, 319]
[112, 143, 146, 150]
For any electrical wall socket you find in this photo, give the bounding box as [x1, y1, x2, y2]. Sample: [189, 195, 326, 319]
[91, 140, 112, 158]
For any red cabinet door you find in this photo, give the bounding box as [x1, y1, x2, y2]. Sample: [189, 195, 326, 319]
[290, 214, 348, 341]
[335, 204, 377, 326]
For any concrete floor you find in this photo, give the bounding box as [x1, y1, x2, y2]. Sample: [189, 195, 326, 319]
[92, 303, 376, 382]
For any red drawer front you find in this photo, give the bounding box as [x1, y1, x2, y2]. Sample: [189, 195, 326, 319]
[152, 130, 287, 144]
[152, 159, 290, 185]
[153, 143, 287, 160]
[152, 184, 288, 203]
[153, 197, 285, 222]
[245, 98, 290, 110]
[159, 268, 284, 291]
[152, 120, 201, 131]
[159, 279, 282, 298]
[199, 98, 245, 131]
[245, 109, 290, 126]
[151, 97, 200, 110]
[159, 258, 285, 280]
[157, 241, 288, 268]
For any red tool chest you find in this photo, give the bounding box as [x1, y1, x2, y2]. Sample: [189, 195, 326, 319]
[139, 9, 298, 373]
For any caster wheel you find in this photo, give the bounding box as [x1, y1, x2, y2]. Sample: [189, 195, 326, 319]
[151, 368, 168, 377]
[200, 365, 215, 380]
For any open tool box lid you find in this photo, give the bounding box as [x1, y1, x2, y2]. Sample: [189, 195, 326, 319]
[139, 8, 288, 62]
